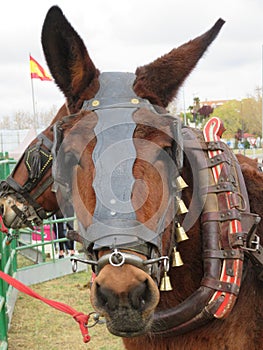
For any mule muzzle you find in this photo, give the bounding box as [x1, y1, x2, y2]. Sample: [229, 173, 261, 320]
[0, 178, 53, 229]
[90, 256, 160, 337]
[0, 195, 32, 229]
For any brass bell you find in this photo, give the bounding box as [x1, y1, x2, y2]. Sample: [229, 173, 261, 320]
[172, 247, 184, 267]
[175, 223, 189, 242]
[160, 271, 173, 291]
[176, 197, 188, 215]
[175, 176, 188, 190]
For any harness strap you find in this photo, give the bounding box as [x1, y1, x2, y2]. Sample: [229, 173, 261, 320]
[37, 133, 53, 150]
[203, 249, 244, 259]
[10, 205, 35, 229]
[32, 176, 54, 201]
[0, 270, 91, 343]
[201, 277, 240, 296]
[201, 208, 242, 222]
[205, 152, 231, 167]
[201, 181, 236, 194]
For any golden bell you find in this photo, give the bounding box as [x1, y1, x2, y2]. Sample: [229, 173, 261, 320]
[172, 247, 184, 267]
[160, 272, 173, 291]
[176, 197, 188, 215]
[175, 223, 189, 242]
[175, 176, 188, 190]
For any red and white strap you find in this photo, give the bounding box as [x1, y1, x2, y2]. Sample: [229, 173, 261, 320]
[203, 117, 243, 318]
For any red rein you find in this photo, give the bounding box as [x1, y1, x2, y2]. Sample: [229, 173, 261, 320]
[0, 271, 91, 343]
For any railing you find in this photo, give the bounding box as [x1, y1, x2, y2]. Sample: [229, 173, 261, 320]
[0, 231, 17, 350]
[0, 154, 16, 181]
[0, 155, 17, 349]
[0, 156, 85, 349]
[0, 216, 83, 350]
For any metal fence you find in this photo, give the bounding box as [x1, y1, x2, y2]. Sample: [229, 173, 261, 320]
[0, 231, 17, 350]
[0, 158, 86, 349]
[0, 217, 86, 350]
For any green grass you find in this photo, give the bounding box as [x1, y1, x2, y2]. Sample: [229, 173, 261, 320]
[8, 270, 124, 350]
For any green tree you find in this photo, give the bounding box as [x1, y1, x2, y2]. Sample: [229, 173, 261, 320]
[210, 100, 241, 137]
[198, 105, 214, 119]
[210, 95, 262, 138]
[240, 96, 262, 136]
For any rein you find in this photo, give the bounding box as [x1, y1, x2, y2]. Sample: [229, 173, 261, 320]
[0, 270, 92, 343]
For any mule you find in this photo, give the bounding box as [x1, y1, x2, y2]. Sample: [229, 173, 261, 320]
[0, 7, 262, 350]
[0, 105, 67, 229]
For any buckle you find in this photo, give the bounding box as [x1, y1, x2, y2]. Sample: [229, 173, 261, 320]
[241, 234, 260, 252]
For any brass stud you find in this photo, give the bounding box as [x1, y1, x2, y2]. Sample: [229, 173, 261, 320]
[131, 98, 139, 104]
[92, 100, 100, 107]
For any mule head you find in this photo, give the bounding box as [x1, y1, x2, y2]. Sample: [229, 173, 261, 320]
[0, 105, 67, 228]
[39, 6, 224, 337]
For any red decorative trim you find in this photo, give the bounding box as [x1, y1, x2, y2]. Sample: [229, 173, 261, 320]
[203, 117, 243, 318]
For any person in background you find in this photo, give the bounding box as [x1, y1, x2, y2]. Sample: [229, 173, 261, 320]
[64, 204, 75, 256]
[53, 208, 75, 258]
[53, 210, 66, 258]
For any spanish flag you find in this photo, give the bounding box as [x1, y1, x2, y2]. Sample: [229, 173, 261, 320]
[30, 55, 52, 81]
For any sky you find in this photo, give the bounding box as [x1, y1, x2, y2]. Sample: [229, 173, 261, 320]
[1, 0, 263, 119]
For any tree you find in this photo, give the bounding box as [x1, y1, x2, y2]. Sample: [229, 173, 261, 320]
[13, 111, 34, 129]
[38, 105, 59, 128]
[192, 97, 200, 122]
[0, 116, 12, 129]
[240, 96, 262, 136]
[210, 99, 245, 138]
[210, 94, 262, 138]
[0, 105, 60, 130]
[198, 105, 214, 119]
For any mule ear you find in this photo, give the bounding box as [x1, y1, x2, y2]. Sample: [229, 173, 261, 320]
[134, 19, 225, 107]
[41, 6, 99, 111]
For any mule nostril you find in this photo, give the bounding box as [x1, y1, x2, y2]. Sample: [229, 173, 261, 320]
[96, 283, 118, 311]
[129, 280, 150, 311]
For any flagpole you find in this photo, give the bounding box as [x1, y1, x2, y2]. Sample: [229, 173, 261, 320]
[29, 54, 52, 130]
[29, 53, 37, 129]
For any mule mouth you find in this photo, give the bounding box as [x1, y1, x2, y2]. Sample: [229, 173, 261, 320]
[105, 317, 152, 338]
[0, 197, 27, 229]
[108, 328, 147, 338]
[0, 207, 17, 228]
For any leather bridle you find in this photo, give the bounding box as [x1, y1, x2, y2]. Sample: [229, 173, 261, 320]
[0, 132, 55, 228]
[52, 72, 184, 286]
